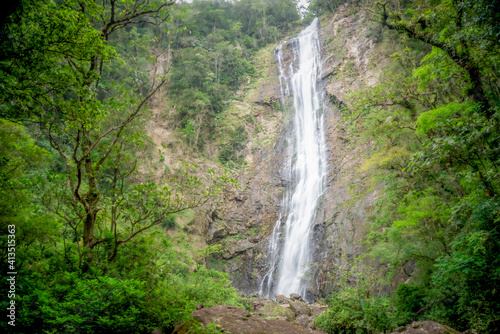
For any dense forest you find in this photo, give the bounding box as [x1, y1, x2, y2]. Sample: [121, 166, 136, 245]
[313, 0, 500, 333]
[1, 0, 499, 333]
[0, 0, 300, 332]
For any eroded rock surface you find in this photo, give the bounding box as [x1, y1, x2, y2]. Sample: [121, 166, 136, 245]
[172, 305, 327, 334]
[252, 299, 295, 321]
[390, 321, 462, 334]
[208, 4, 388, 300]
[252, 294, 327, 330]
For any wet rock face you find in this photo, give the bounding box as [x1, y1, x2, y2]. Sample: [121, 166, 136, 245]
[290, 293, 305, 302]
[205, 42, 297, 295]
[210, 5, 385, 300]
[172, 305, 327, 334]
[304, 4, 390, 299]
[390, 321, 462, 334]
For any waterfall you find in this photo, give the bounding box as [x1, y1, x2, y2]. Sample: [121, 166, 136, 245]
[260, 18, 327, 301]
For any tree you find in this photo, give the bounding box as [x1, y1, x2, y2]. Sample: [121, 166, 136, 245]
[375, 0, 499, 117]
[0, 119, 49, 265]
[310, 0, 350, 14]
[321, 1, 500, 332]
[0, 0, 235, 266]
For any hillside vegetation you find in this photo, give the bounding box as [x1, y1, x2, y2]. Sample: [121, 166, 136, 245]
[0, 0, 499, 333]
[312, 0, 500, 333]
[0, 0, 300, 332]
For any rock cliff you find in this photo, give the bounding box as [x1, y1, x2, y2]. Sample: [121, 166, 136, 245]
[206, 5, 389, 299]
[307, 4, 385, 298]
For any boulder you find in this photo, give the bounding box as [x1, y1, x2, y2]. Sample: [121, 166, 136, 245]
[290, 293, 305, 302]
[273, 294, 311, 317]
[309, 304, 328, 317]
[295, 314, 314, 329]
[173, 305, 327, 334]
[288, 301, 311, 317]
[252, 299, 294, 321]
[278, 304, 296, 321]
[275, 294, 291, 304]
[252, 299, 274, 313]
[223, 239, 255, 259]
[390, 321, 462, 334]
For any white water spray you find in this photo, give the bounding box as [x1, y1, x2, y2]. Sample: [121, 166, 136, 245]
[260, 18, 327, 300]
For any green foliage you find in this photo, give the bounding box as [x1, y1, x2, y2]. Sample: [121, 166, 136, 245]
[161, 214, 177, 229]
[315, 263, 396, 334]
[393, 284, 426, 325]
[309, 0, 350, 14]
[170, 41, 253, 147]
[0, 1, 244, 333]
[331, 1, 500, 332]
[0, 0, 114, 121]
[415, 102, 474, 135]
[0, 120, 49, 229]
[219, 126, 248, 167]
[316, 282, 427, 333]
[166, 0, 298, 150]
[7, 231, 241, 333]
[412, 47, 464, 94]
[24, 275, 152, 333]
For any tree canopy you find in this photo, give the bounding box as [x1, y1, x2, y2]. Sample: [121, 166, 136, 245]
[0, 0, 250, 332]
[316, 1, 500, 333]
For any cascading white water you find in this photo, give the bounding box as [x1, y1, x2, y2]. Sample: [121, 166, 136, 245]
[260, 18, 327, 300]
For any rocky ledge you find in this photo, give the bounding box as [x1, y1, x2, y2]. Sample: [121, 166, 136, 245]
[173, 294, 328, 334]
[171, 297, 463, 334]
[173, 305, 326, 334]
[390, 321, 462, 334]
